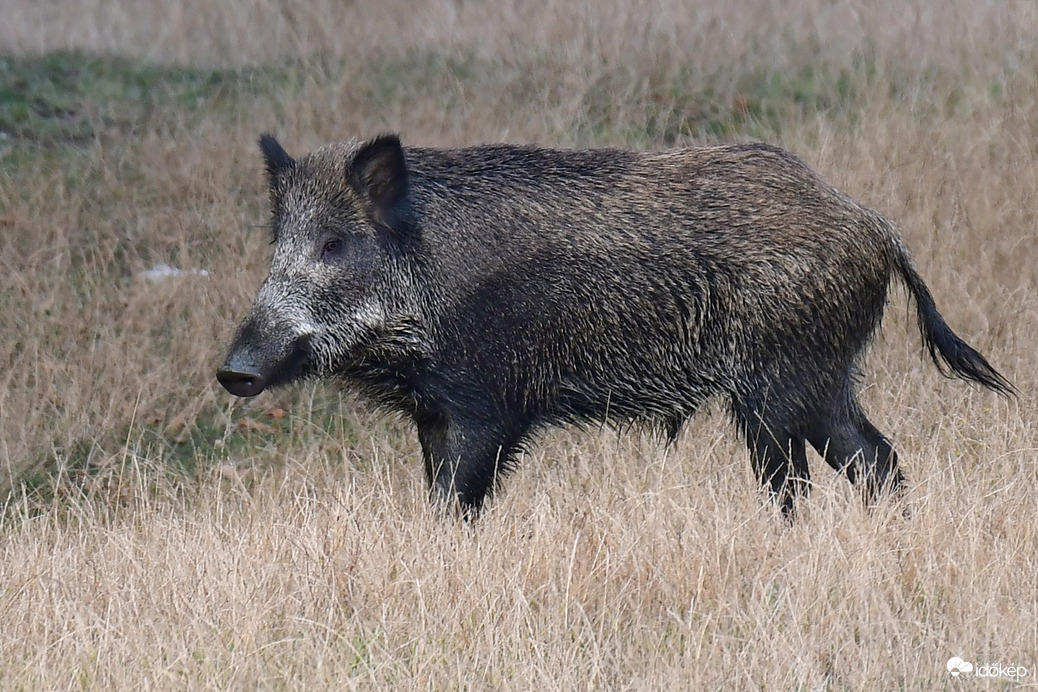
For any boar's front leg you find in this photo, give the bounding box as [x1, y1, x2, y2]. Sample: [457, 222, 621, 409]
[415, 407, 526, 514]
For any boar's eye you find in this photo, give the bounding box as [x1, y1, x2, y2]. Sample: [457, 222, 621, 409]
[321, 238, 344, 261]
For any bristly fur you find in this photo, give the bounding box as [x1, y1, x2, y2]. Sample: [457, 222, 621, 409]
[218, 134, 1014, 518]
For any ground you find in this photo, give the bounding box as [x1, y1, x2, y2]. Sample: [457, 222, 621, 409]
[0, 0, 1035, 688]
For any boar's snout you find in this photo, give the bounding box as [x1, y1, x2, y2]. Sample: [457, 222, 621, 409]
[217, 325, 312, 398]
[216, 361, 267, 397]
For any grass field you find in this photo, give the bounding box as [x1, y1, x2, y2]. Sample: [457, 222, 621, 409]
[1, 0, 1036, 688]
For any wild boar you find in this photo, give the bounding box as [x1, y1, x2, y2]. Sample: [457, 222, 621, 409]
[217, 134, 1013, 516]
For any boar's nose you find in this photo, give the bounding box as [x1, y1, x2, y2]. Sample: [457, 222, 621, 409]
[216, 363, 267, 397]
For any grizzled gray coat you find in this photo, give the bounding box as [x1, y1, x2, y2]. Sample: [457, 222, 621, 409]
[218, 134, 1013, 516]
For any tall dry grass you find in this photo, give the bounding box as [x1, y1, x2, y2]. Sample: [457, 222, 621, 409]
[1, 0, 1036, 688]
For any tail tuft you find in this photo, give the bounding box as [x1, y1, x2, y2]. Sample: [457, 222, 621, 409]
[892, 238, 1015, 397]
[916, 298, 1016, 396]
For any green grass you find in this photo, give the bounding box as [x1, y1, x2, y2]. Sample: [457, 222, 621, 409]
[570, 51, 876, 146]
[0, 46, 883, 162]
[0, 51, 293, 146]
[8, 382, 396, 517]
[354, 46, 878, 147]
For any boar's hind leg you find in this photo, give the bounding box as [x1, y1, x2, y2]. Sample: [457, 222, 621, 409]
[806, 384, 904, 505]
[734, 405, 811, 517]
[416, 412, 525, 514]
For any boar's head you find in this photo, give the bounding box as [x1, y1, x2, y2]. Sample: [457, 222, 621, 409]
[217, 134, 416, 397]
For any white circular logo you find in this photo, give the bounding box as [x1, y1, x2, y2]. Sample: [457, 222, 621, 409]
[948, 657, 974, 676]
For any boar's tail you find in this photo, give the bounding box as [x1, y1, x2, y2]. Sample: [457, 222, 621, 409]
[888, 232, 1015, 396]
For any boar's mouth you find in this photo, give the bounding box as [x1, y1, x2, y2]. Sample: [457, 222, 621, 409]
[217, 333, 312, 397]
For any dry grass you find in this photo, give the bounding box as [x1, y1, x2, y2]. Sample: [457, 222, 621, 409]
[1, 0, 1036, 688]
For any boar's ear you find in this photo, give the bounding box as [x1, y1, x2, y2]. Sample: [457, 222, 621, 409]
[258, 134, 295, 185]
[349, 134, 414, 240]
